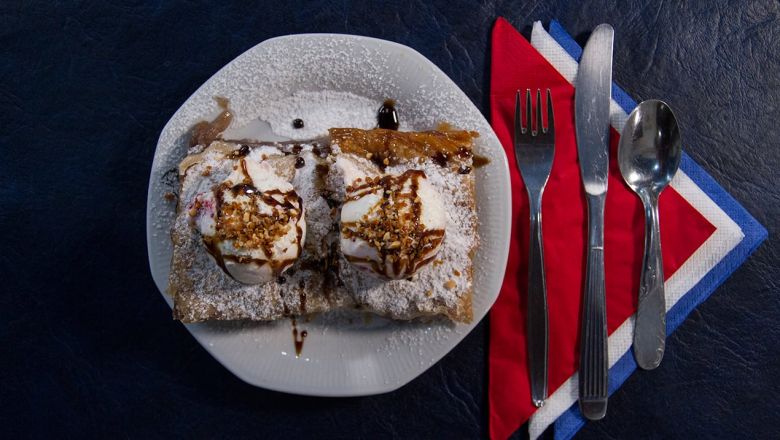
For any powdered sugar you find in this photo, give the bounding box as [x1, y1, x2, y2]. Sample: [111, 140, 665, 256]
[292, 147, 332, 256]
[256, 91, 380, 140]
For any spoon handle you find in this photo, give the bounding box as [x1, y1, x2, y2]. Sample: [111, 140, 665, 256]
[634, 193, 666, 370]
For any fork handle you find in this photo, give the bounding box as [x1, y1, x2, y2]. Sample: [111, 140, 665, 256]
[579, 194, 608, 420]
[526, 189, 548, 408]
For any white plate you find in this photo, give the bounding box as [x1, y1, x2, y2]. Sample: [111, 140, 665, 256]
[146, 34, 511, 396]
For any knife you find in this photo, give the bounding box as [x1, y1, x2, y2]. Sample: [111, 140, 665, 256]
[574, 23, 614, 421]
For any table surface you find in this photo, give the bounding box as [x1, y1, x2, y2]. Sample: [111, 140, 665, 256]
[2, 1, 778, 438]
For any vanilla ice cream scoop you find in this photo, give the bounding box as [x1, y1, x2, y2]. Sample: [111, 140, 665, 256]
[337, 156, 446, 279]
[189, 155, 305, 284]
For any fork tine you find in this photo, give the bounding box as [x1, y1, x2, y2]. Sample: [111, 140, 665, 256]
[546, 89, 554, 135]
[514, 90, 523, 143]
[525, 89, 532, 135]
[536, 89, 543, 134]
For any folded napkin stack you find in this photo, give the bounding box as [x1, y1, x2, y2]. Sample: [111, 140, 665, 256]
[488, 18, 767, 440]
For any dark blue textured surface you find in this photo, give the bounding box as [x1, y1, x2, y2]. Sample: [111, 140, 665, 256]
[1, 1, 777, 438]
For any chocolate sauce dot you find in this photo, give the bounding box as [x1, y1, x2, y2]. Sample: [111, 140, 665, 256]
[295, 157, 305, 169]
[292, 118, 304, 129]
[230, 145, 250, 158]
[431, 151, 449, 167]
[292, 144, 302, 155]
[277, 276, 286, 284]
[377, 99, 399, 130]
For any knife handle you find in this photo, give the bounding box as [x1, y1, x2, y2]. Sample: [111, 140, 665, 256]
[579, 194, 608, 421]
[633, 192, 666, 370]
[526, 190, 548, 408]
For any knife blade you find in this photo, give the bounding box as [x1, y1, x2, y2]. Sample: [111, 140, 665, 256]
[574, 23, 614, 422]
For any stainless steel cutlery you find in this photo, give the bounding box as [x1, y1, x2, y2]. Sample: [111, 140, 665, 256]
[514, 88, 556, 408]
[515, 23, 679, 418]
[574, 23, 614, 421]
[618, 100, 682, 370]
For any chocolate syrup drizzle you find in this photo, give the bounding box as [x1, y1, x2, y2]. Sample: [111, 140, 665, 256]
[203, 158, 304, 281]
[341, 170, 445, 278]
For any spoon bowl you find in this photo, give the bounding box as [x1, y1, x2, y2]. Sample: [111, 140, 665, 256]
[619, 100, 681, 195]
[618, 99, 682, 370]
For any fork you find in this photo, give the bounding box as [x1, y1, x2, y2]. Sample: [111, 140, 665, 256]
[514, 89, 555, 408]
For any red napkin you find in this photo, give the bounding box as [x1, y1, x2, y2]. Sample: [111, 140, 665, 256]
[488, 18, 717, 439]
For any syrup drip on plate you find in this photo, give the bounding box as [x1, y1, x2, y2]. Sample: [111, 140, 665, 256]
[190, 96, 233, 147]
[291, 318, 308, 357]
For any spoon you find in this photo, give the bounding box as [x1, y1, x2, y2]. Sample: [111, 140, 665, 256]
[618, 99, 682, 370]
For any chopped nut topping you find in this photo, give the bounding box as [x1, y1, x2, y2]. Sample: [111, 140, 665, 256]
[444, 280, 456, 290]
[341, 170, 444, 278]
[453, 269, 461, 277]
[215, 187, 302, 252]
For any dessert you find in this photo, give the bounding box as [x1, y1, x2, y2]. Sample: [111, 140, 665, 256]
[167, 100, 481, 323]
[328, 127, 480, 322]
[168, 139, 353, 322]
[187, 151, 305, 284]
